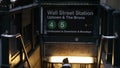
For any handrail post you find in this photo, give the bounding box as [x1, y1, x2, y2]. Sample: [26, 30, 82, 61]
[1, 33, 31, 68]
[97, 33, 118, 68]
[97, 36, 103, 68]
[18, 35, 31, 68]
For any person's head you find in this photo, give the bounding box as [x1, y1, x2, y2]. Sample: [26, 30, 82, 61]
[62, 58, 71, 68]
[63, 58, 69, 64]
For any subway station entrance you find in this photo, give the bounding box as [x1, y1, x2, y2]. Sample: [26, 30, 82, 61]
[0, 0, 120, 68]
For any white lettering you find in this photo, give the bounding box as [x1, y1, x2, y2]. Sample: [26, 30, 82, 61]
[47, 10, 58, 15]
[74, 16, 85, 20]
[66, 16, 74, 19]
[59, 10, 74, 15]
[47, 16, 62, 19]
[76, 11, 94, 16]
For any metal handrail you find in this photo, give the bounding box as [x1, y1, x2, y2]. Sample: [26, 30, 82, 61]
[9, 3, 38, 15]
[1, 33, 21, 38]
[97, 33, 118, 68]
[1, 33, 31, 68]
[102, 33, 118, 39]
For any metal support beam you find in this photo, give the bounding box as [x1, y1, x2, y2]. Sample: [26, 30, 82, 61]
[0, 1, 10, 67]
[112, 10, 120, 67]
[1, 35, 11, 68]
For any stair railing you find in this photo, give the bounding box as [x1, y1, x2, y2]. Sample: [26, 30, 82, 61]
[1, 33, 31, 68]
[97, 33, 118, 68]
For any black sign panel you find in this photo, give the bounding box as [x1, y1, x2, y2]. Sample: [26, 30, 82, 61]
[43, 5, 99, 36]
[41, 0, 99, 4]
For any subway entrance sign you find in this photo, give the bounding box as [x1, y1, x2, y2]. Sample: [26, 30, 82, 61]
[42, 5, 99, 36]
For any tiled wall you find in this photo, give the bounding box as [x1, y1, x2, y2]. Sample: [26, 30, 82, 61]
[44, 43, 97, 57]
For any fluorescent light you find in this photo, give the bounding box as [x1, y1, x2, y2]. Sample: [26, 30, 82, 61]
[47, 56, 94, 64]
[11, 0, 16, 2]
